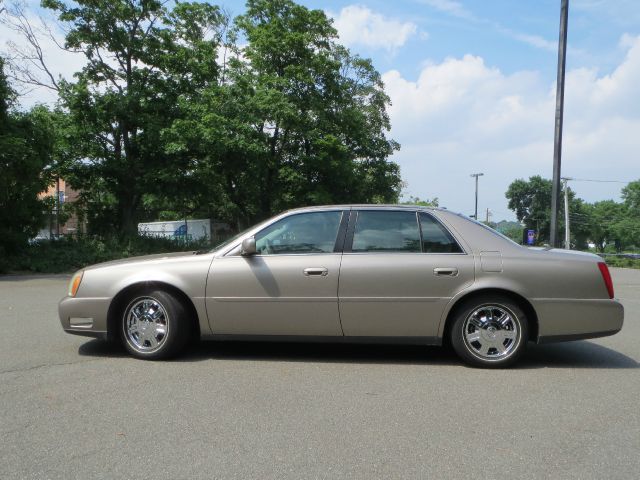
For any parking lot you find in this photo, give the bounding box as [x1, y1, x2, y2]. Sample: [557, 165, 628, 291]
[1, 269, 639, 479]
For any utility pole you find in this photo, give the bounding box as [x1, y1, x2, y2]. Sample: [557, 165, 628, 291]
[550, 0, 569, 247]
[470, 173, 484, 219]
[562, 177, 571, 249]
[55, 176, 60, 238]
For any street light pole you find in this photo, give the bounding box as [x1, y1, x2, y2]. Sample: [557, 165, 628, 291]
[550, 0, 569, 247]
[470, 173, 484, 219]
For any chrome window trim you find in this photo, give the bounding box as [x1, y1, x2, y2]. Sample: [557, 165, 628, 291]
[341, 251, 468, 256]
[222, 252, 343, 259]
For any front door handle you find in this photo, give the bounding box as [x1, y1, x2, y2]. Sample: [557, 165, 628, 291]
[434, 267, 459, 277]
[304, 267, 329, 277]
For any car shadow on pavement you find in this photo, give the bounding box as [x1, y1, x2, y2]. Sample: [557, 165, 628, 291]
[78, 339, 128, 358]
[78, 339, 462, 366]
[78, 338, 638, 369]
[520, 341, 638, 369]
[183, 341, 463, 366]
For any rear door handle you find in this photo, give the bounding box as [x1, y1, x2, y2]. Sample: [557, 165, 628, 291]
[304, 267, 328, 277]
[434, 267, 459, 277]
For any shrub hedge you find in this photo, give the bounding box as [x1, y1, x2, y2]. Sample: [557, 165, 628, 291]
[0, 235, 212, 274]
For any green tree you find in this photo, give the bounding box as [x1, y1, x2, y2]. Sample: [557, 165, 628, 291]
[611, 218, 640, 251]
[166, 0, 401, 227]
[621, 180, 640, 211]
[8, 0, 402, 235]
[613, 180, 640, 250]
[582, 200, 625, 252]
[400, 195, 439, 207]
[505, 175, 590, 247]
[491, 221, 524, 244]
[505, 176, 554, 243]
[0, 58, 55, 258]
[40, 0, 226, 236]
[236, 0, 401, 216]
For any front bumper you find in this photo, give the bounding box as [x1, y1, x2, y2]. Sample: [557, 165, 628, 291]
[533, 298, 624, 343]
[58, 296, 111, 339]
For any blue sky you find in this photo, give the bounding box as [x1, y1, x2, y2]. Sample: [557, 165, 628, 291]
[3, 0, 639, 220]
[218, 0, 640, 220]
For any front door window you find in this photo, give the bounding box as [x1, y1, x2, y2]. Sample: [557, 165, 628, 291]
[255, 211, 343, 255]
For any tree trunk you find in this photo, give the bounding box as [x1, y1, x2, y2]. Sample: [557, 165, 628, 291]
[118, 188, 139, 238]
[260, 124, 280, 219]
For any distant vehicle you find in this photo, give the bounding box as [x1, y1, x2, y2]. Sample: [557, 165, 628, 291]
[60, 205, 623, 368]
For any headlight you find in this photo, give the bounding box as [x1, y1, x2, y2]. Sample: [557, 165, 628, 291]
[68, 271, 84, 297]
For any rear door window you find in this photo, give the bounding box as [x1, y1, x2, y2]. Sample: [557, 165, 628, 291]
[351, 211, 421, 253]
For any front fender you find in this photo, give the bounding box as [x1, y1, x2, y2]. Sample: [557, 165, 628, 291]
[77, 253, 214, 336]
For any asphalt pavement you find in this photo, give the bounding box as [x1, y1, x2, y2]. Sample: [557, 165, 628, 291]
[1, 269, 639, 479]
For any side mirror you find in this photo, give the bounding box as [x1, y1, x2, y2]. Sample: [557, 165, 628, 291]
[241, 236, 257, 256]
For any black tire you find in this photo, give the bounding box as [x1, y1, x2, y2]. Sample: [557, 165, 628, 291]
[120, 289, 191, 360]
[450, 295, 528, 368]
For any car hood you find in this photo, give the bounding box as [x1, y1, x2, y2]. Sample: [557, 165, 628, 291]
[83, 251, 201, 271]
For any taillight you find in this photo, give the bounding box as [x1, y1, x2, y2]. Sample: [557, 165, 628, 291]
[597, 262, 614, 299]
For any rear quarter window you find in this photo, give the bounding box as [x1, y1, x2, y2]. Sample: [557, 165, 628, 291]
[419, 212, 463, 253]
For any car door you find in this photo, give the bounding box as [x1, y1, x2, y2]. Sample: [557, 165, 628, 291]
[338, 209, 474, 339]
[206, 210, 347, 336]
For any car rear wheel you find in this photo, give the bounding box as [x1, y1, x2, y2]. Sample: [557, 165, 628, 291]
[450, 296, 528, 368]
[121, 290, 191, 360]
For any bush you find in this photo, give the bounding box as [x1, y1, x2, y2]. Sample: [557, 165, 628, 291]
[0, 235, 213, 274]
[601, 255, 640, 270]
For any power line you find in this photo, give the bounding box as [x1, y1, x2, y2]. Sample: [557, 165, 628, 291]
[562, 177, 629, 184]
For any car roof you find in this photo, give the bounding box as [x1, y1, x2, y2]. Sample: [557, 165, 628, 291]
[283, 204, 444, 214]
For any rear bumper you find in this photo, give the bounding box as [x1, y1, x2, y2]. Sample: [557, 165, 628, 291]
[58, 296, 111, 339]
[533, 298, 624, 343]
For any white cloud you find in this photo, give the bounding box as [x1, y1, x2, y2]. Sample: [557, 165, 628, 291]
[418, 0, 475, 20]
[384, 35, 640, 218]
[509, 32, 557, 52]
[419, 0, 568, 54]
[329, 5, 418, 53]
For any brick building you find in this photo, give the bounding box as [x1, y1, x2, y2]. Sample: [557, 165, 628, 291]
[37, 179, 83, 238]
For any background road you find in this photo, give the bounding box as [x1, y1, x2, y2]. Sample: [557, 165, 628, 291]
[1, 269, 638, 479]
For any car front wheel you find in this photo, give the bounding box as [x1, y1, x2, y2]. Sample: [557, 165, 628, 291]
[450, 296, 528, 368]
[121, 290, 190, 360]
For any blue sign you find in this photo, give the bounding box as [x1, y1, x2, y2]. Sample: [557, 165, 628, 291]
[527, 229, 535, 246]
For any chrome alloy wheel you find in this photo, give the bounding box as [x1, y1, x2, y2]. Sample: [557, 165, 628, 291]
[462, 304, 520, 361]
[124, 297, 169, 353]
